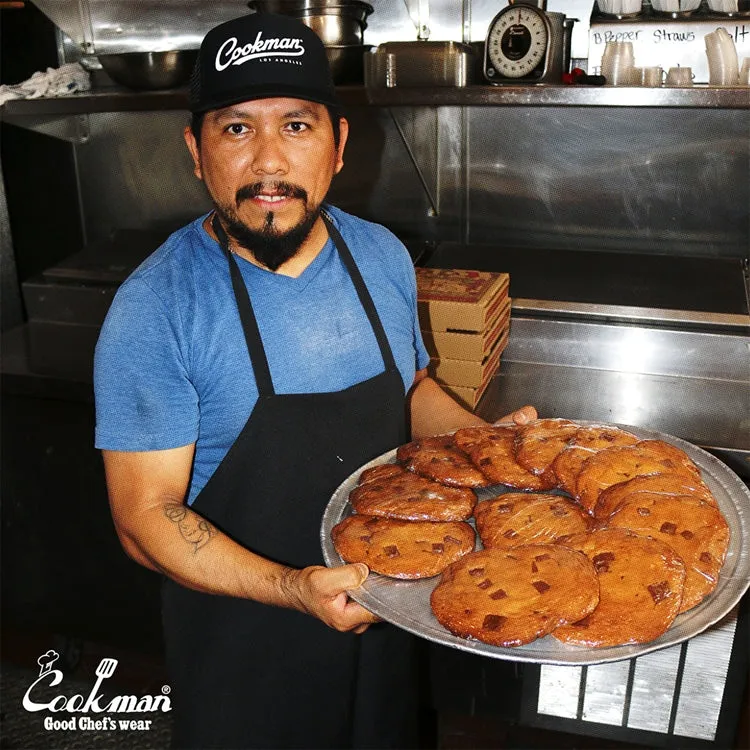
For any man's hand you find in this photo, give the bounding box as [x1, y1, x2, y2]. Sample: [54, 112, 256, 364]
[495, 405, 538, 425]
[282, 563, 380, 634]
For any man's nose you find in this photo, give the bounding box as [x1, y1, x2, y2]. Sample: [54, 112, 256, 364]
[251, 132, 288, 176]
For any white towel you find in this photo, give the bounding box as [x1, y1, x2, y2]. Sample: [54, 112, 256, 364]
[0, 63, 90, 106]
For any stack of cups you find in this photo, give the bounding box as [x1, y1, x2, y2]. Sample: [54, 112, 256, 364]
[740, 58, 750, 86]
[634, 66, 665, 86]
[601, 41, 636, 85]
[705, 27, 739, 85]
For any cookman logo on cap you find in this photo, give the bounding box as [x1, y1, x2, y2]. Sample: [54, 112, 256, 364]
[215, 32, 305, 71]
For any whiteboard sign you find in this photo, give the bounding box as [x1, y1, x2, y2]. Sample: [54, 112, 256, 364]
[589, 19, 750, 82]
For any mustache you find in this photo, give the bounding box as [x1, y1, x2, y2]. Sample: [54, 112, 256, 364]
[235, 181, 308, 206]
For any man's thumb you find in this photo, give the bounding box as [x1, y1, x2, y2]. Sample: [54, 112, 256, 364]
[330, 562, 369, 591]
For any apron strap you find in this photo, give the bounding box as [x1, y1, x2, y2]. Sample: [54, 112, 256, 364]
[212, 214, 274, 397]
[211, 210, 400, 397]
[321, 211, 398, 376]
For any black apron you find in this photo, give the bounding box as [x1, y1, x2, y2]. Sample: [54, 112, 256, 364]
[162, 212, 419, 750]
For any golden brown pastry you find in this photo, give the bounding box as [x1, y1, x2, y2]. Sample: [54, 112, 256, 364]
[513, 418, 580, 481]
[454, 425, 556, 490]
[551, 426, 640, 495]
[349, 465, 476, 521]
[552, 529, 686, 648]
[431, 545, 600, 647]
[474, 493, 592, 549]
[575, 442, 701, 514]
[594, 472, 716, 519]
[605, 494, 729, 612]
[332, 514, 475, 579]
[396, 435, 491, 488]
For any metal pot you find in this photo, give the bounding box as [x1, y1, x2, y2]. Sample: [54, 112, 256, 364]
[247, 0, 373, 46]
[98, 50, 198, 90]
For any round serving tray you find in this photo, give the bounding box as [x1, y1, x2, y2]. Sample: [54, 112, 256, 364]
[320, 423, 750, 665]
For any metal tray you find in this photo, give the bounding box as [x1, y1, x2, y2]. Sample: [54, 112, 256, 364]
[320, 423, 750, 665]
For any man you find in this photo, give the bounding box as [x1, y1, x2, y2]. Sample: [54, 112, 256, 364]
[94, 11, 536, 749]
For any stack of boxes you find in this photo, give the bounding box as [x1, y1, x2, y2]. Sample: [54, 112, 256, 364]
[416, 267, 511, 411]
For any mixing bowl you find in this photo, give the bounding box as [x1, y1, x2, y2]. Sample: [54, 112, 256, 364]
[247, 0, 373, 45]
[98, 50, 198, 90]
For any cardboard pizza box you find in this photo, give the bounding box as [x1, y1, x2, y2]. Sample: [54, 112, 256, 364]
[428, 328, 509, 388]
[439, 375, 494, 411]
[421, 297, 511, 361]
[416, 267, 509, 333]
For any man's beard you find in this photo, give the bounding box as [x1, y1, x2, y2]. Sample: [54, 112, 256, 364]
[214, 181, 322, 272]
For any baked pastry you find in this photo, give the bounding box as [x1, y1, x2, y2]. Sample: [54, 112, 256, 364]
[453, 425, 507, 454]
[453, 425, 556, 490]
[594, 472, 716, 519]
[474, 494, 592, 549]
[332, 514, 475, 579]
[430, 545, 600, 647]
[513, 419, 580, 481]
[551, 447, 597, 496]
[551, 426, 639, 495]
[349, 465, 476, 521]
[358, 463, 403, 485]
[605, 494, 729, 612]
[637, 440, 702, 478]
[575, 441, 701, 514]
[552, 529, 686, 648]
[396, 435, 491, 488]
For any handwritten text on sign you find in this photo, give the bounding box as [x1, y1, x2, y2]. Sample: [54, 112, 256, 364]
[589, 21, 750, 82]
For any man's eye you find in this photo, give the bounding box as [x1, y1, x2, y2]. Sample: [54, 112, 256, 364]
[226, 123, 248, 135]
[286, 122, 309, 133]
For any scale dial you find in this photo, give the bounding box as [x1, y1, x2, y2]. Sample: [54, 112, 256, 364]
[486, 4, 550, 79]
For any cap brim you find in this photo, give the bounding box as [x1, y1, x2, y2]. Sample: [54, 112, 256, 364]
[190, 82, 340, 114]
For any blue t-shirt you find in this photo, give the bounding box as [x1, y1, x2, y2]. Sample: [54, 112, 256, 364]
[94, 206, 429, 504]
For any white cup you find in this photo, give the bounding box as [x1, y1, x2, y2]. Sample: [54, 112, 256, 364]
[665, 66, 694, 85]
[601, 42, 636, 85]
[740, 57, 750, 85]
[638, 66, 665, 86]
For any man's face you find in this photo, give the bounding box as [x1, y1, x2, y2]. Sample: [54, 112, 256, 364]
[185, 97, 348, 270]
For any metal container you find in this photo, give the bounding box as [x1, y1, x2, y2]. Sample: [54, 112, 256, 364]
[326, 45, 371, 84]
[364, 42, 475, 88]
[247, 0, 373, 45]
[98, 50, 198, 90]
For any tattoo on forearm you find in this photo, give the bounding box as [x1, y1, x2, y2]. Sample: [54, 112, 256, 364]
[164, 503, 216, 553]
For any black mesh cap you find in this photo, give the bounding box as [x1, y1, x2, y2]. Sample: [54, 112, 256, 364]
[189, 12, 339, 114]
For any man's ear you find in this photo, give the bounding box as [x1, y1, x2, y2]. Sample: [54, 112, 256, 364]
[184, 125, 203, 181]
[333, 117, 349, 175]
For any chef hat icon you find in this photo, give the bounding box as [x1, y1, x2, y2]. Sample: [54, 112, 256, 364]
[37, 650, 60, 677]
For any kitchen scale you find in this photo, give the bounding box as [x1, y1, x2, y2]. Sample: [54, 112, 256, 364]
[483, 0, 568, 84]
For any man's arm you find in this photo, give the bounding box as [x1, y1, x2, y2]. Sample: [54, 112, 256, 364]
[408, 369, 537, 439]
[103, 447, 378, 633]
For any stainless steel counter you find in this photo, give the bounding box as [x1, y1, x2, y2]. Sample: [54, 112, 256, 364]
[477, 312, 750, 460]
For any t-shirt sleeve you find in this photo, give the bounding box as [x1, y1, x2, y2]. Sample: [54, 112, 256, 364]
[410, 269, 430, 371]
[386, 230, 429, 373]
[94, 277, 199, 451]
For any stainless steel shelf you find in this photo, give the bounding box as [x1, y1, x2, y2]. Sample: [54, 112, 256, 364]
[0, 85, 368, 117]
[365, 84, 750, 108]
[2, 83, 748, 117]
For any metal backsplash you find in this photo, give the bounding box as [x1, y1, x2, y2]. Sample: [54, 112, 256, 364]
[70, 103, 749, 260]
[32, 0, 595, 55]
[73, 106, 436, 245]
[465, 106, 750, 257]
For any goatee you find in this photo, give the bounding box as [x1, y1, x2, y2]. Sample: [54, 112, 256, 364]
[214, 181, 321, 271]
